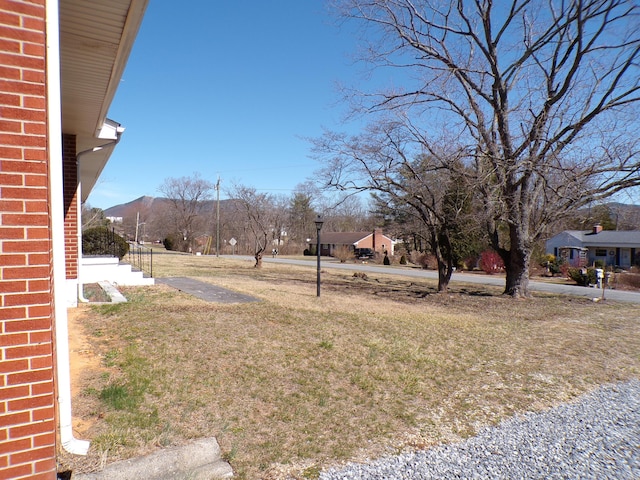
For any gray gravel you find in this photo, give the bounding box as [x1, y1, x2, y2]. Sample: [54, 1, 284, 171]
[321, 379, 640, 479]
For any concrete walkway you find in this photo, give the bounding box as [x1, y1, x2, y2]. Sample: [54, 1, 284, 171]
[157, 276, 260, 304]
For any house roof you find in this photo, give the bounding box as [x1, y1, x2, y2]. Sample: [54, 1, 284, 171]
[558, 230, 640, 247]
[60, 0, 148, 201]
[310, 231, 394, 245]
[319, 232, 373, 245]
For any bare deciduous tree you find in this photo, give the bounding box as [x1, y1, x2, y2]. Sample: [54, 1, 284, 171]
[329, 0, 640, 297]
[229, 184, 276, 268]
[159, 173, 214, 252]
[314, 120, 473, 291]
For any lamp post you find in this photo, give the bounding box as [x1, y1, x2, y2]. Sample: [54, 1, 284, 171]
[314, 215, 324, 297]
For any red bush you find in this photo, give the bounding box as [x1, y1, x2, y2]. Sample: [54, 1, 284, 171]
[479, 250, 504, 274]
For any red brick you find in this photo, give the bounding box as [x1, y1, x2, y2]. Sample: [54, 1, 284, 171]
[23, 43, 45, 58]
[23, 96, 44, 109]
[0, 10, 20, 27]
[0, 228, 25, 239]
[0, 187, 46, 200]
[0, 94, 20, 107]
[0, 454, 6, 468]
[0, 0, 44, 18]
[0, 280, 26, 294]
[2, 161, 47, 175]
[2, 266, 50, 279]
[4, 292, 49, 307]
[4, 319, 50, 334]
[23, 148, 46, 161]
[26, 279, 49, 292]
[0, 307, 25, 321]
[26, 306, 50, 319]
[0, 462, 31, 479]
[0, 334, 28, 347]
[0, 255, 26, 269]
[26, 228, 49, 240]
[0, 360, 29, 375]
[9, 395, 53, 413]
[27, 253, 50, 265]
[22, 69, 45, 84]
[0, 411, 29, 428]
[0, 50, 44, 70]
[0, 385, 29, 401]
[10, 445, 54, 466]
[0, 199, 24, 211]
[31, 407, 53, 424]
[0, 172, 23, 186]
[30, 382, 52, 397]
[29, 471, 57, 480]
[22, 15, 46, 31]
[0, 438, 30, 456]
[7, 369, 51, 386]
[4, 343, 50, 359]
[2, 214, 48, 228]
[0, 102, 45, 119]
[0, 119, 21, 132]
[9, 419, 53, 438]
[28, 357, 50, 370]
[0, 131, 44, 146]
[0, 65, 20, 80]
[24, 175, 46, 188]
[29, 332, 50, 346]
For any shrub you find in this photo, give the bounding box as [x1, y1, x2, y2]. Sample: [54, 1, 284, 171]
[383, 254, 391, 265]
[412, 253, 438, 269]
[479, 250, 504, 274]
[83, 227, 128, 259]
[334, 245, 353, 263]
[567, 267, 596, 286]
[163, 236, 175, 251]
[615, 272, 640, 290]
[461, 255, 479, 271]
[399, 255, 407, 265]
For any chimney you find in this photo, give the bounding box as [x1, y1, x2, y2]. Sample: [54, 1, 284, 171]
[373, 228, 384, 252]
[593, 224, 603, 234]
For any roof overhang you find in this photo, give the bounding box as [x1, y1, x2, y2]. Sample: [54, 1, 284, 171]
[59, 0, 148, 202]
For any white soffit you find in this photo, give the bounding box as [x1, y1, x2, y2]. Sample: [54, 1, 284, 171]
[59, 0, 148, 200]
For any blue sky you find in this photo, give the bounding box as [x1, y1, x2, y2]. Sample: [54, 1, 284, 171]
[87, 2, 364, 209]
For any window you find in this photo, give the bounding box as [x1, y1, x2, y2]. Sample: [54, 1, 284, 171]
[595, 249, 607, 257]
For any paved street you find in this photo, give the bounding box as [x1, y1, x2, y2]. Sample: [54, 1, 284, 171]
[229, 255, 640, 304]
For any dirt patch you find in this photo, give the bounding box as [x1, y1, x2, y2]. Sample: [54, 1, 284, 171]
[68, 305, 104, 436]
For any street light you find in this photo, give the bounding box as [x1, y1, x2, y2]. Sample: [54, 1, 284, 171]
[314, 215, 324, 297]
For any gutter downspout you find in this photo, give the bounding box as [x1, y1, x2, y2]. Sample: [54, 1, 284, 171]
[46, 0, 90, 455]
[76, 139, 122, 304]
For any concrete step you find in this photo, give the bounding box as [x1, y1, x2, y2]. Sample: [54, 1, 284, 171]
[73, 437, 233, 480]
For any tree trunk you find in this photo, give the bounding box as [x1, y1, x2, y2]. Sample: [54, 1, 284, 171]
[502, 228, 531, 298]
[254, 252, 263, 268]
[436, 259, 453, 292]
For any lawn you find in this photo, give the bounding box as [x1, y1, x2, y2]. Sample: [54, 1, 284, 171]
[59, 253, 640, 479]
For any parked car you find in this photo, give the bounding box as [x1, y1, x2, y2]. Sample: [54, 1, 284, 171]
[354, 248, 375, 259]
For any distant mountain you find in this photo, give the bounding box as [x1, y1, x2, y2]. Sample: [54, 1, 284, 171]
[103, 196, 227, 219]
[103, 196, 159, 218]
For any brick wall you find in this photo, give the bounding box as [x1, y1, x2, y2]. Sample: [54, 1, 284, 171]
[0, 1, 58, 479]
[62, 134, 77, 280]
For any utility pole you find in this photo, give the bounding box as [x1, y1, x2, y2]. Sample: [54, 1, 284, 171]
[216, 176, 220, 257]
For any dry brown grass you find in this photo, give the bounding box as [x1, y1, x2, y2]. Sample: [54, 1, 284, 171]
[60, 254, 640, 479]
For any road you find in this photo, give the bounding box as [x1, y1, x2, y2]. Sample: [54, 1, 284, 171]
[230, 255, 640, 304]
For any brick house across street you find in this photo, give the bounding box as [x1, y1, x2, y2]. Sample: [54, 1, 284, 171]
[309, 229, 395, 257]
[0, 1, 148, 478]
